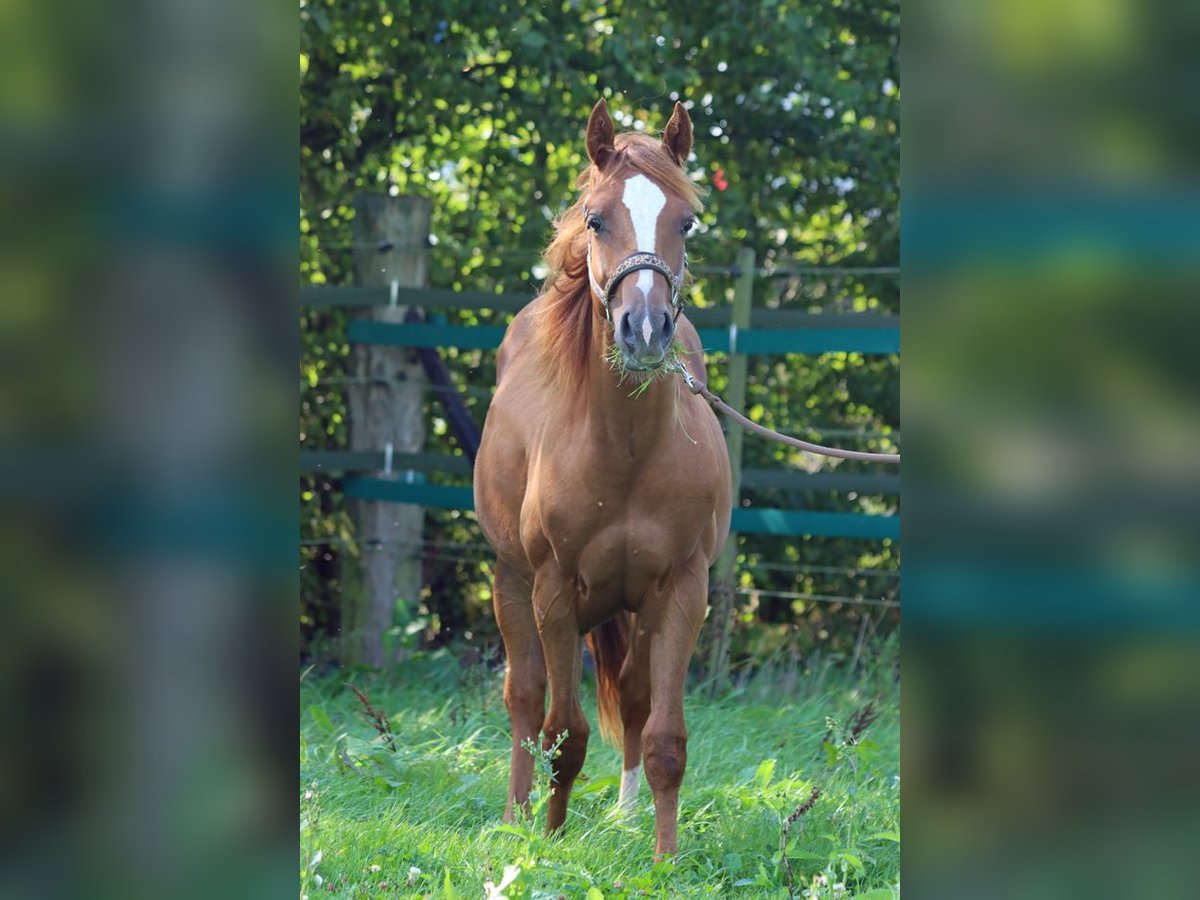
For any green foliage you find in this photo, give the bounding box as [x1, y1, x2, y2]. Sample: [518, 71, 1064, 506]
[300, 649, 899, 897]
[301, 0, 898, 276]
[300, 0, 900, 662]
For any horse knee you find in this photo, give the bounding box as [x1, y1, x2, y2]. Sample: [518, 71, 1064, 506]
[643, 730, 687, 791]
[545, 717, 590, 779]
[505, 673, 546, 719]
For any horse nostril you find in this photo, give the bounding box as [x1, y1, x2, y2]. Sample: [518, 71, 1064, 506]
[619, 313, 635, 345]
[661, 311, 675, 346]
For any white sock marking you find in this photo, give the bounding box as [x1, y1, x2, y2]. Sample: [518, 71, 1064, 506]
[619, 766, 641, 811]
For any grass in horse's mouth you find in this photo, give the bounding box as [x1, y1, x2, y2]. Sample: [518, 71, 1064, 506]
[605, 340, 692, 398]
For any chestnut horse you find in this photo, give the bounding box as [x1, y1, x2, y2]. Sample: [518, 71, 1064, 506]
[474, 99, 731, 859]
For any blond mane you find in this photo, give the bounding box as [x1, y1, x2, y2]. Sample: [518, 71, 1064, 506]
[531, 131, 704, 391]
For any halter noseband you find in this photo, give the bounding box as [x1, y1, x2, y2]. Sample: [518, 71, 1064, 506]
[584, 205, 687, 323]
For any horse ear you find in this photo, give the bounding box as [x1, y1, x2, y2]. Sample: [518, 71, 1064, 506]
[662, 101, 693, 165]
[586, 99, 616, 170]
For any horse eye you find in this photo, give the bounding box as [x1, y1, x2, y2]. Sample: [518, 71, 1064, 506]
[587, 216, 604, 233]
[681, 218, 696, 235]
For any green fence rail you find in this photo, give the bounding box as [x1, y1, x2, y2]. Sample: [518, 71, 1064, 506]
[346, 319, 900, 354]
[305, 284, 901, 355]
[341, 476, 899, 541]
[300, 450, 899, 494]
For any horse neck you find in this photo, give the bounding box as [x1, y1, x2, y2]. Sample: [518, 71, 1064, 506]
[579, 314, 679, 457]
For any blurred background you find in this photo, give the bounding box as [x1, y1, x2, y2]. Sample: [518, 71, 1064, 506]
[0, 0, 295, 897]
[904, 0, 1200, 896]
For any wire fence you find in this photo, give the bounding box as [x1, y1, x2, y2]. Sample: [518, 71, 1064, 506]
[299, 535, 899, 610]
[305, 376, 498, 399]
[732, 588, 899, 609]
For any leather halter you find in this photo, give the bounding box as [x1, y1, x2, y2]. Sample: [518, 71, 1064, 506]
[584, 206, 687, 323]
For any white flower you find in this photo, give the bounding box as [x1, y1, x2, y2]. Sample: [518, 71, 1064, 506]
[369, 864, 381, 873]
[313, 874, 322, 888]
[484, 864, 521, 899]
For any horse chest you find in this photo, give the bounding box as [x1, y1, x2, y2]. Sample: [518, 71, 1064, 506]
[527, 485, 702, 616]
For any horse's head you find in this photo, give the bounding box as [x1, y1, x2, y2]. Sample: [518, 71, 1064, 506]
[582, 99, 698, 372]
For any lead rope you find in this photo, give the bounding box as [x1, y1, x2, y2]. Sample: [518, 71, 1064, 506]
[670, 362, 900, 464]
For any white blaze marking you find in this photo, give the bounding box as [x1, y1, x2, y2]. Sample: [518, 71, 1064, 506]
[622, 174, 667, 255]
[635, 270, 655, 303]
[621, 174, 667, 331]
[619, 766, 641, 811]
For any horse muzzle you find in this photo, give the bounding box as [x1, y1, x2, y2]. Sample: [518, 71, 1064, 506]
[616, 304, 675, 369]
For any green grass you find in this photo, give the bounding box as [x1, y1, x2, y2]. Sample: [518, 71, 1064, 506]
[603, 339, 692, 398]
[300, 645, 899, 899]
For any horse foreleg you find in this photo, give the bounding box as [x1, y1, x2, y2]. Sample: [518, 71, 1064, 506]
[535, 581, 590, 833]
[494, 562, 545, 822]
[642, 568, 708, 860]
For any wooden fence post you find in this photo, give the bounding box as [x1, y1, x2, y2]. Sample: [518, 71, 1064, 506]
[706, 246, 755, 693]
[341, 194, 431, 667]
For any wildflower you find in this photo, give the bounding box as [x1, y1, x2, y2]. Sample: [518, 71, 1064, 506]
[484, 864, 521, 899]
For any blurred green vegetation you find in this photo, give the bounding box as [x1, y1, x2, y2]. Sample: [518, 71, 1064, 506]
[300, 0, 899, 668]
